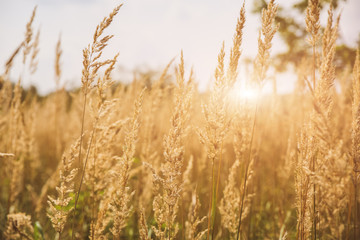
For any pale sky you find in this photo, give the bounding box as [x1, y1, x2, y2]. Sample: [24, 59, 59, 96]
[0, 0, 359, 95]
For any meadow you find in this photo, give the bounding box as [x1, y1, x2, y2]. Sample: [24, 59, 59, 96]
[0, 0, 359, 239]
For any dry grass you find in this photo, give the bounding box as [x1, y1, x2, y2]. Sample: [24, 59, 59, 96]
[0, 1, 359, 239]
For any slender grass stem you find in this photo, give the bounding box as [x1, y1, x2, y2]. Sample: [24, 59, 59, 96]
[236, 91, 260, 240]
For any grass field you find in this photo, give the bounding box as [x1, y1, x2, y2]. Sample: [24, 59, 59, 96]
[0, 1, 359, 239]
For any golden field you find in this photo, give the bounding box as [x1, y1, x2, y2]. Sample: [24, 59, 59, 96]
[0, 1, 359, 239]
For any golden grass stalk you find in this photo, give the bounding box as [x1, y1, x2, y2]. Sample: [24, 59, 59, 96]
[151, 51, 193, 239]
[200, 4, 247, 239]
[109, 89, 144, 239]
[185, 191, 207, 240]
[47, 139, 80, 237]
[235, 1, 278, 239]
[352, 49, 360, 239]
[296, 4, 340, 239]
[71, 5, 122, 237]
[139, 205, 150, 240]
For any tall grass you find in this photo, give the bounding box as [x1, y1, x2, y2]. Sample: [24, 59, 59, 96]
[0, 1, 359, 239]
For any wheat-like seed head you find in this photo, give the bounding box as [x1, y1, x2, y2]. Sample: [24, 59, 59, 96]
[226, 2, 246, 87]
[23, 6, 37, 64]
[29, 28, 40, 74]
[55, 35, 62, 88]
[5, 213, 34, 240]
[253, 0, 278, 85]
[306, 0, 320, 46]
[81, 4, 122, 95]
[47, 139, 80, 234]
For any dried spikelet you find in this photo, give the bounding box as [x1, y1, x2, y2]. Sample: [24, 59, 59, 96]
[219, 160, 240, 235]
[47, 139, 80, 234]
[253, 0, 278, 85]
[96, 53, 119, 103]
[55, 35, 62, 88]
[81, 4, 122, 95]
[226, 2, 246, 86]
[314, 5, 340, 121]
[5, 212, 34, 240]
[152, 51, 193, 239]
[317, 141, 349, 238]
[138, 206, 149, 240]
[91, 196, 112, 240]
[4, 43, 23, 76]
[182, 155, 194, 203]
[220, 155, 254, 238]
[185, 192, 207, 240]
[109, 89, 145, 238]
[23, 6, 37, 64]
[305, 0, 320, 46]
[295, 128, 313, 240]
[29, 28, 40, 74]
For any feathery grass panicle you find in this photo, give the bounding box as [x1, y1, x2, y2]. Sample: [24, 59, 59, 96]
[109, 89, 145, 239]
[306, 0, 320, 88]
[29, 28, 40, 75]
[185, 192, 207, 240]
[72, 6, 123, 233]
[23, 6, 37, 64]
[4, 43, 23, 77]
[0, 1, 358, 239]
[305, 0, 320, 46]
[200, 41, 228, 239]
[219, 159, 241, 235]
[138, 59, 174, 206]
[139, 206, 150, 240]
[5, 212, 34, 240]
[253, 0, 278, 85]
[96, 53, 119, 103]
[295, 128, 314, 240]
[81, 4, 122, 95]
[152, 51, 194, 239]
[77, 3, 122, 171]
[55, 35, 63, 88]
[226, 2, 246, 87]
[315, 5, 340, 121]
[47, 139, 80, 235]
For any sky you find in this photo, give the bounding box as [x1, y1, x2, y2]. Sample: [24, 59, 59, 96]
[0, 0, 359, 95]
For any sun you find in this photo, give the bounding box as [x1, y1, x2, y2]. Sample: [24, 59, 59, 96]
[227, 83, 259, 104]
